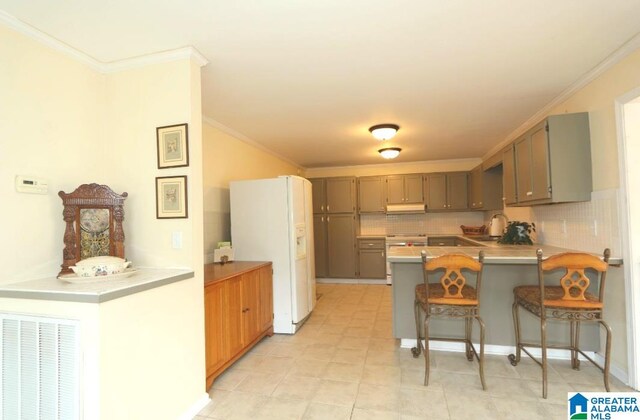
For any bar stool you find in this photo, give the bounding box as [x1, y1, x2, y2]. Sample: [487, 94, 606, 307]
[508, 249, 611, 398]
[411, 250, 486, 389]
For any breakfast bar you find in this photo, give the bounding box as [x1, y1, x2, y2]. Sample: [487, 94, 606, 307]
[388, 239, 623, 353]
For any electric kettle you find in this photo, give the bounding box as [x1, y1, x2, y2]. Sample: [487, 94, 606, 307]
[489, 213, 508, 237]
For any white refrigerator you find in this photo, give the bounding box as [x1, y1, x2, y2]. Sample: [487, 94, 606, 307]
[230, 175, 316, 334]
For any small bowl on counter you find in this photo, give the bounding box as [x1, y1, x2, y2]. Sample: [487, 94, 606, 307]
[70, 256, 132, 277]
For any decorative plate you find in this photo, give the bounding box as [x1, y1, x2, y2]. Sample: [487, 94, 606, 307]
[57, 268, 138, 283]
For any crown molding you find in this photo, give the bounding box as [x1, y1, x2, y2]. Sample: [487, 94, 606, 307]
[305, 157, 481, 172]
[0, 10, 209, 73]
[202, 116, 303, 169]
[483, 31, 640, 161]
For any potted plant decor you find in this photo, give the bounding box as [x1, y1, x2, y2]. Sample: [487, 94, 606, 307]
[497, 221, 536, 245]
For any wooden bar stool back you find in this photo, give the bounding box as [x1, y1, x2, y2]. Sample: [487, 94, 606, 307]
[508, 248, 611, 398]
[411, 250, 486, 389]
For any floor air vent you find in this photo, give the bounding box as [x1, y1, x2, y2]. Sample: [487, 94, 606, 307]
[1, 314, 79, 420]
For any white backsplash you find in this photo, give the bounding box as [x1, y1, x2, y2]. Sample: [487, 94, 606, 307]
[360, 212, 485, 236]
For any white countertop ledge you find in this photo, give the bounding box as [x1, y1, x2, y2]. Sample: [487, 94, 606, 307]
[0, 268, 194, 303]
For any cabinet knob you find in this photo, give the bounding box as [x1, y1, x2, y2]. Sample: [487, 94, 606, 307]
[443, 204, 446, 208]
[327, 205, 330, 211]
[526, 191, 533, 196]
[479, 202, 483, 205]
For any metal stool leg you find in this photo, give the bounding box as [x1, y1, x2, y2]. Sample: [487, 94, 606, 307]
[476, 315, 487, 390]
[508, 300, 521, 366]
[600, 320, 612, 392]
[541, 318, 548, 399]
[465, 317, 473, 361]
[423, 315, 432, 386]
[570, 321, 578, 369]
[411, 299, 422, 358]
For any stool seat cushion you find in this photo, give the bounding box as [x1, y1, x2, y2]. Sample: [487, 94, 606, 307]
[416, 283, 478, 306]
[514, 285, 603, 309]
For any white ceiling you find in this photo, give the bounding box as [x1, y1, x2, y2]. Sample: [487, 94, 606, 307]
[2, 0, 640, 168]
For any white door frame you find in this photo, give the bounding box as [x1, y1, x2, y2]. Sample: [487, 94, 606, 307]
[615, 86, 640, 389]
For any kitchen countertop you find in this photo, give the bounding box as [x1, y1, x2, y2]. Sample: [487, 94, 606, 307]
[386, 235, 622, 265]
[0, 268, 194, 303]
[204, 261, 271, 286]
[356, 235, 386, 239]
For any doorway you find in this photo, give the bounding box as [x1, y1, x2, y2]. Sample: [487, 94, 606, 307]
[616, 88, 640, 389]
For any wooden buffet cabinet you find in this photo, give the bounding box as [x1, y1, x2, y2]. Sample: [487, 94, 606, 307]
[204, 261, 274, 389]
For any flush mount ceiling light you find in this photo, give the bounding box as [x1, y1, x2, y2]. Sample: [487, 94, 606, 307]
[378, 147, 402, 159]
[369, 124, 400, 141]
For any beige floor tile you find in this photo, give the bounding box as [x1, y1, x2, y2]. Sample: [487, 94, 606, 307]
[208, 391, 268, 420]
[197, 389, 227, 417]
[427, 371, 483, 396]
[485, 376, 540, 401]
[319, 324, 348, 335]
[430, 351, 477, 374]
[211, 368, 251, 391]
[288, 358, 329, 378]
[353, 310, 378, 320]
[399, 387, 449, 418]
[481, 356, 520, 379]
[351, 407, 399, 420]
[302, 402, 352, 420]
[312, 379, 359, 406]
[332, 347, 368, 364]
[540, 402, 568, 420]
[366, 350, 401, 367]
[344, 326, 375, 338]
[254, 356, 295, 375]
[235, 371, 286, 395]
[369, 338, 401, 352]
[524, 379, 574, 404]
[548, 360, 607, 385]
[302, 343, 337, 361]
[321, 361, 364, 382]
[268, 343, 307, 358]
[362, 364, 402, 386]
[445, 394, 499, 420]
[325, 315, 352, 326]
[337, 336, 371, 350]
[252, 397, 309, 420]
[314, 332, 343, 345]
[349, 317, 374, 328]
[272, 375, 322, 400]
[512, 358, 565, 382]
[233, 352, 269, 370]
[492, 398, 549, 420]
[355, 383, 401, 412]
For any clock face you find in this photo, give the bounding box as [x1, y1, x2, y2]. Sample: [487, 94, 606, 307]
[79, 208, 110, 233]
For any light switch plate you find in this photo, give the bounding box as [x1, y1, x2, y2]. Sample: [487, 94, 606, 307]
[172, 231, 183, 249]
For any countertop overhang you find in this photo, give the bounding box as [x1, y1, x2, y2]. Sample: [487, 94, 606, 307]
[0, 268, 194, 303]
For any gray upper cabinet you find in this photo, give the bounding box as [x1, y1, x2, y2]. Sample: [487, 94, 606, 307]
[469, 164, 504, 211]
[424, 172, 468, 211]
[468, 165, 483, 209]
[502, 144, 518, 205]
[358, 176, 386, 213]
[385, 174, 424, 204]
[310, 178, 326, 214]
[509, 112, 591, 206]
[325, 177, 357, 213]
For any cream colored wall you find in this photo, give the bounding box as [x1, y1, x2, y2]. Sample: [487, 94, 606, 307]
[304, 158, 481, 178]
[0, 25, 107, 284]
[202, 122, 300, 261]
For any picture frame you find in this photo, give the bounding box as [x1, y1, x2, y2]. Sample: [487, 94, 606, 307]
[156, 176, 188, 219]
[156, 123, 189, 168]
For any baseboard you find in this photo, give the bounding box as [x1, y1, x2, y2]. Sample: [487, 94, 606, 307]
[177, 393, 210, 420]
[316, 278, 387, 285]
[400, 339, 629, 385]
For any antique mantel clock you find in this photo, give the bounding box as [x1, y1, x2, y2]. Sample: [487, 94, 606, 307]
[58, 183, 128, 275]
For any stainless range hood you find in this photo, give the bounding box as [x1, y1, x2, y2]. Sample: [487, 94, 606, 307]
[386, 204, 426, 214]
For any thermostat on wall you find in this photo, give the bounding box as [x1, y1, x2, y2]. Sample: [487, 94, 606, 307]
[15, 175, 49, 194]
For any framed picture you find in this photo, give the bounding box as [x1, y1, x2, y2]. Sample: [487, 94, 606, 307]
[156, 176, 188, 219]
[156, 123, 189, 168]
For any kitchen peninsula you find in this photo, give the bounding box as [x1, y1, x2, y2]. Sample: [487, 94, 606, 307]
[388, 238, 623, 353]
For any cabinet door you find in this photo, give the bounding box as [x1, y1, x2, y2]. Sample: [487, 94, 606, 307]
[258, 265, 273, 333]
[385, 175, 405, 204]
[327, 214, 356, 278]
[529, 123, 551, 201]
[424, 174, 448, 210]
[404, 174, 424, 204]
[226, 277, 244, 356]
[204, 282, 227, 376]
[358, 249, 386, 279]
[313, 214, 328, 277]
[326, 177, 356, 213]
[309, 178, 326, 213]
[447, 173, 469, 210]
[468, 166, 482, 209]
[358, 176, 386, 213]
[241, 270, 261, 344]
[515, 135, 533, 202]
[502, 145, 518, 205]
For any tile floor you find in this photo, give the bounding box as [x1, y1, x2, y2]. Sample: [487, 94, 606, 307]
[195, 283, 632, 420]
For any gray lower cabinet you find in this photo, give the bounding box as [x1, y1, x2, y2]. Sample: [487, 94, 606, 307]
[357, 238, 386, 279]
[313, 214, 328, 278]
[358, 176, 386, 213]
[327, 214, 357, 278]
[424, 172, 468, 211]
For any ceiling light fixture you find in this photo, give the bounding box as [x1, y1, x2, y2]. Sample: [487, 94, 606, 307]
[369, 124, 400, 141]
[378, 147, 402, 159]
